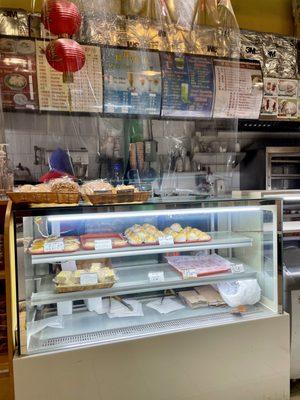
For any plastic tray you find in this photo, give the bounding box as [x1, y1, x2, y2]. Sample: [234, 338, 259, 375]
[80, 233, 128, 250]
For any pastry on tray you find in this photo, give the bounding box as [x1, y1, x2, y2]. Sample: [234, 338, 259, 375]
[170, 223, 183, 233]
[81, 180, 114, 195]
[80, 234, 128, 250]
[18, 183, 51, 193]
[124, 223, 211, 246]
[54, 266, 117, 288]
[115, 184, 135, 193]
[55, 271, 73, 285]
[29, 236, 80, 254]
[125, 224, 163, 245]
[49, 178, 80, 194]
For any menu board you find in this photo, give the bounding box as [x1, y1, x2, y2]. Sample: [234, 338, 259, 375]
[102, 48, 161, 115]
[161, 53, 214, 118]
[213, 59, 263, 119]
[36, 41, 103, 112]
[0, 38, 38, 110]
[260, 77, 298, 120]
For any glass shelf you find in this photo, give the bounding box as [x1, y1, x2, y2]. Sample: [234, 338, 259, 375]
[30, 259, 256, 306]
[30, 232, 253, 265]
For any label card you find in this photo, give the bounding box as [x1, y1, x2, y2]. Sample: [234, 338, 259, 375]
[158, 236, 174, 246]
[183, 269, 198, 279]
[231, 264, 245, 274]
[61, 261, 77, 271]
[80, 273, 98, 285]
[148, 271, 165, 282]
[44, 239, 64, 253]
[95, 239, 113, 251]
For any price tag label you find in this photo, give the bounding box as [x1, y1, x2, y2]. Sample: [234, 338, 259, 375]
[61, 261, 77, 271]
[158, 236, 174, 246]
[183, 269, 198, 279]
[80, 273, 98, 285]
[44, 239, 64, 253]
[231, 264, 245, 274]
[148, 271, 165, 282]
[95, 239, 113, 251]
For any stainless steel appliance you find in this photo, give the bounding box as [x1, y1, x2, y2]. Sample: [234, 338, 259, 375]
[240, 147, 300, 191]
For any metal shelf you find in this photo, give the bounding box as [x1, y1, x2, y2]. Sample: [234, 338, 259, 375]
[31, 259, 257, 306]
[30, 232, 253, 265]
[271, 174, 300, 179]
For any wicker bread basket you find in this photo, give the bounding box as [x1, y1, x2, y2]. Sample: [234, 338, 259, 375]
[7, 192, 80, 204]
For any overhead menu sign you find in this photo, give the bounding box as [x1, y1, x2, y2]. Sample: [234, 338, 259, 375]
[213, 59, 263, 119]
[260, 77, 298, 120]
[36, 41, 103, 113]
[102, 47, 162, 115]
[0, 38, 38, 110]
[161, 53, 214, 118]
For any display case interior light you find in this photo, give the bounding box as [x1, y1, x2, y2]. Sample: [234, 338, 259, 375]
[264, 194, 300, 201]
[47, 206, 261, 222]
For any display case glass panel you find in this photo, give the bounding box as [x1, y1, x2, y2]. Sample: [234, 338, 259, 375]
[13, 198, 280, 355]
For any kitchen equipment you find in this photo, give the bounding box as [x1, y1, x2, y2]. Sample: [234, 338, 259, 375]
[34, 146, 89, 179]
[14, 162, 33, 184]
[241, 147, 300, 191]
[214, 178, 225, 195]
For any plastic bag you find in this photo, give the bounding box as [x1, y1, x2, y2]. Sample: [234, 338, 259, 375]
[217, 279, 261, 307]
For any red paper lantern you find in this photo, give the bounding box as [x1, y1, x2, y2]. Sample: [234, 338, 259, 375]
[42, 0, 82, 37]
[46, 38, 85, 82]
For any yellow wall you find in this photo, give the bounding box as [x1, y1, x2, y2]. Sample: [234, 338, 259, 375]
[0, 0, 294, 36]
[232, 0, 293, 36]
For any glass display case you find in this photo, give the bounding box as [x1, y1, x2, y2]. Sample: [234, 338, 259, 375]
[13, 197, 281, 355]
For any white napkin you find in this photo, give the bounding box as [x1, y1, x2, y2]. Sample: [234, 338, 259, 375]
[146, 298, 185, 314]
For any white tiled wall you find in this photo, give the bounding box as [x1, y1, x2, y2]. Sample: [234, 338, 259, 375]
[7, 112, 292, 192]
[4, 113, 124, 180]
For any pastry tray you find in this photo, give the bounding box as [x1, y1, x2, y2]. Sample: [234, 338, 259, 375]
[166, 254, 232, 278]
[174, 236, 212, 244]
[28, 236, 81, 255]
[80, 233, 128, 250]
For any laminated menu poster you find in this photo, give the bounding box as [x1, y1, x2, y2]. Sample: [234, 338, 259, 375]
[0, 38, 38, 110]
[261, 78, 299, 119]
[161, 53, 214, 118]
[213, 59, 263, 119]
[102, 47, 162, 115]
[36, 40, 103, 112]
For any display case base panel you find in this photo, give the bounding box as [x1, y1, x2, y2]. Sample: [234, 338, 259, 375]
[28, 302, 274, 354]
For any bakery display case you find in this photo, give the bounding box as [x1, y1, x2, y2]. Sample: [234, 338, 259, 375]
[13, 197, 280, 356]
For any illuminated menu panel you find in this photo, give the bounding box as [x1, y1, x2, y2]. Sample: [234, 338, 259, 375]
[36, 40, 103, 113]
[161, 53, 214, 118]
[213, 59, 263, 119]
[0, 38, 38, 110]
[102, 47, 162, 115]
